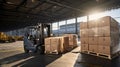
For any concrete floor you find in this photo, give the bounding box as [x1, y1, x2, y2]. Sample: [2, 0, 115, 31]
[0, 41, 120, 67]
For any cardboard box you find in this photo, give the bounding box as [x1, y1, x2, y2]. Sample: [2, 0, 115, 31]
[45, 38, 51, 52]
[81, 44, 88, 51]
[63, 34, 77, 46]
[88, 20, 98, 28]
[98, 37, 111, 46]
[98, 26, 110, 36]
[45, 38, 51, 45]
[80, 29, 88, 37]
[98, 37, 119, 46]
[98, 45, 120, 55]
[98, 26, 119, 37]
[89, 45, 98, 53]
[97, 16, 118, 27]
[49, 36, 70, 53]
[80, 38, 88, 44]
[51, 37, 61, 53]
[45, 45, 51, 52]
[88, 28, 98, 37]
[59, 36, 69, 52]
[88, 37, 98, 45]
[98, 45, 110, 55]
[97, 16, 110, 27]
[80, 22, 88, 29]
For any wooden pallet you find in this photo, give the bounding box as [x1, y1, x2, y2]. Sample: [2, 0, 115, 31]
[80, 51, 112, 59]
[88, 51, 98, 56]
[45, 51, 59, 54]
[80, 50, 89, 54]
[97, 53, 111, 59]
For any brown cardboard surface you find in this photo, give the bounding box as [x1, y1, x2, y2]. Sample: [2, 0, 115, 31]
[88, 28, 98, 37]
[63, 34, 77, 46]
[88, 20, 98, 28]
[81, 44, 88, 51]
[45, 38, 51, 52]
[98, 26, 111, 37]
[98, 37, 111, 46]
[98, 26, 119, 37]
[88, 37, 98, 45]
[80, 29, 88, 37]
[89, 45, 98, 53]
[45, 45, 51, 52]
[45, 38, 51, 45]
[80, 22, 88, 29]
[98, 45, 110, 55]
[97, 16, 118, 28]
[60, 36, 69, 52]
[81, 38, 88, 44]
[51, 37, 60, 52]
[97, 16, 110, 27]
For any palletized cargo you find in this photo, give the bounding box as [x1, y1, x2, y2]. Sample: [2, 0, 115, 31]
[80, 16, 120, 59]
[45, 36, 69, 54]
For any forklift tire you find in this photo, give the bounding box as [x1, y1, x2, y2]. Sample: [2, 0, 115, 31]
[35, 45, 44, 54]
[24, 46, 29, 53]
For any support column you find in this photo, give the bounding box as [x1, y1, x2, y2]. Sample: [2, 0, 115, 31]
[75, 17, 78, 35]
[87, 15, 89, 23]
[57, 22, 59, 36]
[65, 20, 67, 33]
[50, 23, 53, 36]
[47, 24, 51, 37]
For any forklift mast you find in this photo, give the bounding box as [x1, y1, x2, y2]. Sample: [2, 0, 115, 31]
[38, 23, 51, 46]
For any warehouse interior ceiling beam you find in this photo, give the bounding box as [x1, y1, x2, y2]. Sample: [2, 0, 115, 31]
[0, 0, 120, 31]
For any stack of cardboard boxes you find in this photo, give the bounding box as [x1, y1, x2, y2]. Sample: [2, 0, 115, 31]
[45, 36, 69, 54]
[64, 34, 78, 48]
[80, 16, 119, 56]
[80, 22, 89, 52]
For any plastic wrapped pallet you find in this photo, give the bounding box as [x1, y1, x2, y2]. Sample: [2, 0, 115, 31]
[98, 37, 119, 55]
[80, 16, 120, 59]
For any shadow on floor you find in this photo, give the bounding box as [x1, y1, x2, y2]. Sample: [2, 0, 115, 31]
[74, 53, 120, 67]
[0, 53, 62, 67]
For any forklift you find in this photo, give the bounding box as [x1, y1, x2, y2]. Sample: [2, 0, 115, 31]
[23, 23, 51, 54]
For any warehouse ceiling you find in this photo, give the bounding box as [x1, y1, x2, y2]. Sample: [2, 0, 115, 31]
[0, 0, 120, 31]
